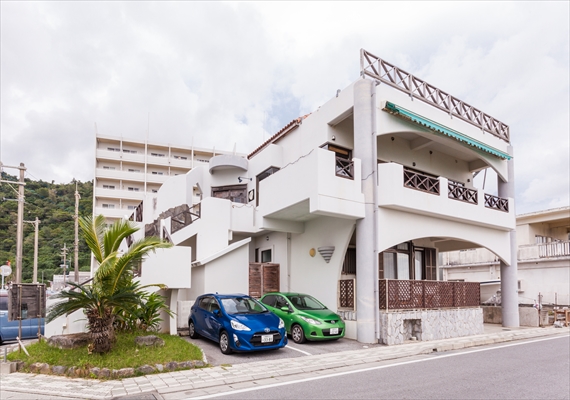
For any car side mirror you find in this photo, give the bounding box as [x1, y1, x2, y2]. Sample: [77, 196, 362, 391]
[280, 306, 289, 312]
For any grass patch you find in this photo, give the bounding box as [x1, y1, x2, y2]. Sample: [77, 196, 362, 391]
[7, 331, 203, 371]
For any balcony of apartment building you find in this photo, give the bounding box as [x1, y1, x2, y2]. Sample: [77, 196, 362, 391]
[96, 147, 146, 164]
[96, 166, 146, 181]
[377, 162, 513, 230]
[256, 147, 365, 225]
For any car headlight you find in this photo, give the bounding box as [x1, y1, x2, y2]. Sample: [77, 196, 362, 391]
[230, 319, 251, 331]
[300, 316, 322, 325]
[278, 318, 285, 329]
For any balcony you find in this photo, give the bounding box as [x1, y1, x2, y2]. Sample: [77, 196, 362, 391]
[377, 163, 514, 230]
[94, 187, 145, 201]
[257, 148, 365, 223]
[518, 240, 570, 260]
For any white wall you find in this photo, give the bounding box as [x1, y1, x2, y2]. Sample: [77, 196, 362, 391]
[203, 244, 250, 294]
[138, 247, 191, 290]
[289, 216, 355, 311]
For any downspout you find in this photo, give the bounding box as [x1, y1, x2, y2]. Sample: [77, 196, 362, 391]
[371, 82, 380, 342]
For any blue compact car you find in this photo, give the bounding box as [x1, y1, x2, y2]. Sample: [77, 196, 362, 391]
[188, 293, 287, 354]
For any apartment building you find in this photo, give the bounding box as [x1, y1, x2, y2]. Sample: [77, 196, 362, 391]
[441, 207, 570, 306]
[129, 49, 518, 345]
[94, 134, 238, 224]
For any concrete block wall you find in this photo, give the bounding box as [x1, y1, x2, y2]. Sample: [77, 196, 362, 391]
[379, 308, 484, 345]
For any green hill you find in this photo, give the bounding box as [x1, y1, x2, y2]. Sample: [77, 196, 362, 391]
[0, 171, 93, 286]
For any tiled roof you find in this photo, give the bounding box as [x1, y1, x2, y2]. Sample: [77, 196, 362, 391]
[248, 114, 310, 159]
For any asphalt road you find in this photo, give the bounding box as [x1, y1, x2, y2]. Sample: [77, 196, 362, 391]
[182, 334, 382, 366]
[200, 335, 570, 400]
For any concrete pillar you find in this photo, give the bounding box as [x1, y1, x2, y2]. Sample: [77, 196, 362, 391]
[169, 289, 179, 335]
[498, 146, 519, 327]
[353, 78, 377, 343]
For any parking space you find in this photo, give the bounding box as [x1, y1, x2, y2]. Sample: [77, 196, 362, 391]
[181, 334, 383, 366]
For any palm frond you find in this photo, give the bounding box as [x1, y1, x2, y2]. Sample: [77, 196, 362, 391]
[79, 215, 106, 263]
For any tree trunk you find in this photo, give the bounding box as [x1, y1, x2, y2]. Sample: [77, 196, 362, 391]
[87, 308, 115, 353]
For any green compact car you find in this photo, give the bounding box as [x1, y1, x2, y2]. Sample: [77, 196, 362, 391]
[260, 292, 345, 343]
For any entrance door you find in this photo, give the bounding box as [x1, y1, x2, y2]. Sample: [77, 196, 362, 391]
[248, 263, 280, 298]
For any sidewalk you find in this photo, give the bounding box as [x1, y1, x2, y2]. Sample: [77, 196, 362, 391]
[1, 325, 568, 400]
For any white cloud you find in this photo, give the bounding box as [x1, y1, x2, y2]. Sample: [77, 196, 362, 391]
[0, 1, 568, 215]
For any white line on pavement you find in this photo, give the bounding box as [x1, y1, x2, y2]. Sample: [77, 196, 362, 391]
[285, 345, 312, 356]
[187, 334, 569, 399]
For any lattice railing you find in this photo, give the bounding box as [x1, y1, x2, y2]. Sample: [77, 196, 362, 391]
[129, 201, 144, 222]
[404, 169, 440, 195]
[360, 49, 510, 143]
[379, 279, 480, 310]
[484, 193, 509, 212]
[339, 279, 355, 309]
[335, 157, 354, 180]
[171, 203, 201, 234]
[448, 181, 478, 204]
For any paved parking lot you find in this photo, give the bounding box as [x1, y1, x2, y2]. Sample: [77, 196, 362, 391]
[181, 333, 383, 366]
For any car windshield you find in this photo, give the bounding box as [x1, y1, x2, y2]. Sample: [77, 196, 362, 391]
[221, 297, 269, 315]
[286, 294, 327, 310]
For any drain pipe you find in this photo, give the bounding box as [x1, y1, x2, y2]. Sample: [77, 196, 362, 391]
[371, 81, 380, 343]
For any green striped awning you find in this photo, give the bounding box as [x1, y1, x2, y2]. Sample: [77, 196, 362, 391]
[383, 101, 511, 160]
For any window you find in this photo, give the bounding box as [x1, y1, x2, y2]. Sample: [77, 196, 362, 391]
[102, 204, 115, 209]
[102, 185, 115, 189]
[127, 205, 136, 210]
[197, 159, 209, 163]
[0, 296, 7, 311]
[150, 152, 165, 157]
[128, 168, 141, 173]
[212, 185, 247, 203]
[107, 147, 120, 152]
[379, 242, 436, 281]
[151, 171, 164, 175]
[261, 249, 272, 263]
[127, 187, 140, 191]
[173, 155, 188, 160]
[123, 149, 138, 154]
[151, 189, 158, 193]
[102, 166, 116, 170]
[342, 248, 356, 274]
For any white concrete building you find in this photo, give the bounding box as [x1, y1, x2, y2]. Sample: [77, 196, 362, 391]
[132, 50, 519, 344]
[442, 207, 570, 306]
[94, 134, 238, 225]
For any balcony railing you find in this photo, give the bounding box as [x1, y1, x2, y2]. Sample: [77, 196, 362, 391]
[484, 193, 509, 212]
[379, 279, 480, 310]
[539, 240, 570, 258]
[448, 181, 478, 204]
[335, 157, 354, 180]
[171, 203, 201, 234]
[404, 168, 439, 194]
[129, 202, 144, 222]
[360, 49, 509, 142]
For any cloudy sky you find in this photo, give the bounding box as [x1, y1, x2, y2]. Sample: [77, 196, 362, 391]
[1, 1, 568, 215]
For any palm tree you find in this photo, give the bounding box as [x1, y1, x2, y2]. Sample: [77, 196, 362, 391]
[47, 215, 172, 353]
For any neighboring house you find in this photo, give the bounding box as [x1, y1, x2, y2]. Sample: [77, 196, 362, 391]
[441, 207, 570, 306]
[94, 134, 240, 226]
[128, 49, 519, 345]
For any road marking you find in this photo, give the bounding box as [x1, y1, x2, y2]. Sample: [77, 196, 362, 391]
[187, 334, 569, 399]
[285, 345, 311, 356]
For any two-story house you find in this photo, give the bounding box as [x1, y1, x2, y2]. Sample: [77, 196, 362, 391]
[129, 49, 519, 345]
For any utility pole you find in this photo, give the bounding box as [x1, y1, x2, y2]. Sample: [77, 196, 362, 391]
[61, 243, 68, 286]
[0, 162, 27, 284]
[74, 182, 80, 283]
[24, 217, 40, 283]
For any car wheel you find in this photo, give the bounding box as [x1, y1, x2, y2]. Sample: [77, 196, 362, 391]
[291, 324, 306, 344]
[188, 320, 200, 339]
[219, 331, 233, 354]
